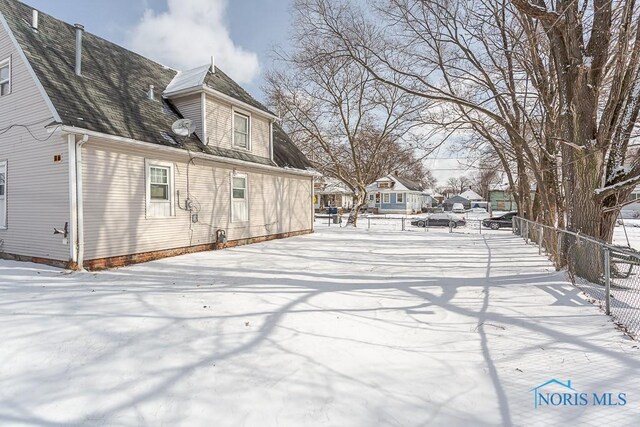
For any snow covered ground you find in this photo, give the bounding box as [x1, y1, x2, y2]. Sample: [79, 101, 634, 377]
[1, 225, 639, 426]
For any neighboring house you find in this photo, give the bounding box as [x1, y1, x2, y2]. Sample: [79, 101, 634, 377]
[366, 175, 430, 214]
[488, 184, 536, 212]
[459, 189, 483, 202]
[426, 189, 444, 206]
[0, 1, 314, 269]
[442, 195, 471, 211]
[313, 178, 354, 212]
[621, 186, 640, 218]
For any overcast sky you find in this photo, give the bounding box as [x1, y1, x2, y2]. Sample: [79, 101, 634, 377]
[24, 0, 470, 185]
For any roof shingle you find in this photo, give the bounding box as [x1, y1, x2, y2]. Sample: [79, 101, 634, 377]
[0, 0, 308, 170]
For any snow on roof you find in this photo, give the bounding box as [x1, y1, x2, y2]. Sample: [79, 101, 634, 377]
[316, 178, 353, 194]
[459, 189, 483, 201]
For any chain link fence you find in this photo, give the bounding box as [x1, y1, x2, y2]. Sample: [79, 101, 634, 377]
[513, 217, 640, 339]
[314, 214, 487, 234]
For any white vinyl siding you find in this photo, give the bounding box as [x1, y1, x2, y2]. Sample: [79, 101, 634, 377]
[0, 57, 10, 96]
[0, 23, 70, 261]
[231, 174, 248, 222]
[146, 161, 174, 218]
[81, 139, 313, 260]
[233, 111, 250, 150]
[397, 193, 404, 203]
[0, 160, 6, 228]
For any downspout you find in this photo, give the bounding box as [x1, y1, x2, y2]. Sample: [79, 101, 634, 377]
[312, 175, 316, 232]
[269, 120, 274, 162]
[75, 135, 88, 269]
[67, 134, 78, 265]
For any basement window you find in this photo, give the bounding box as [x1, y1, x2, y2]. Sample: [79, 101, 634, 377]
[231, 174, 249, 222]
[0, 160, 6, 228]
[0, 58, 10, 96]
[146, 161, 175, 218]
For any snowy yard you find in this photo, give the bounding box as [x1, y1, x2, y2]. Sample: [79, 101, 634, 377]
[1, 226, 639, 426]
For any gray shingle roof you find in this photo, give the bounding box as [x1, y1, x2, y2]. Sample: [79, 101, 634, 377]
[0, 0, 308, 170]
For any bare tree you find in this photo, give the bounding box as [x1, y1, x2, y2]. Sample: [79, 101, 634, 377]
[470, 166, 502, 201]
[265, 2, 435, 226]
[295, 0, 640, 244]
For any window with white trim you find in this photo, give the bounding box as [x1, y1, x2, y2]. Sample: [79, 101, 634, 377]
[0, 58, 10, 97]
[397, 193, 404, 203]
[369, 194, 374, 201]
[231, 174, 248, 222]
[233, 111, 250, 150]
[0, 161, 6, 228]
[383, 193, 390, 204]
[146, 162, 174, 218]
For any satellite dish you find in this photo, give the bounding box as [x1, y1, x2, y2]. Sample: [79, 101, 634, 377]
[171, 119, 196, 137]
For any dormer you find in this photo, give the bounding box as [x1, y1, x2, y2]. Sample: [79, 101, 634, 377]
[376, 177, 395, 189]
[163, 62, 278, 163]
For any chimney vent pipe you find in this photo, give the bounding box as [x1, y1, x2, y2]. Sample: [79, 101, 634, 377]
[74, 23, 84, 76]
[32, 10, 38, 30]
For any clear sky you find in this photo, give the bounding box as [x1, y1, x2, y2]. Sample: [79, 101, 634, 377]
[23, 0, 292, 102]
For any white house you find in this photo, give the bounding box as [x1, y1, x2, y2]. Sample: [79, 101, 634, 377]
[0, 1, 314, 269]
[459, 189, 483, 202]
[314, 178, 354, 212]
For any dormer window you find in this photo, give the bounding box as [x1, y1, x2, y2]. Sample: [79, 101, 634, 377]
[378, 181, 391, 188]
[233, 110, 250, 150]
[0, 58, 10, 96]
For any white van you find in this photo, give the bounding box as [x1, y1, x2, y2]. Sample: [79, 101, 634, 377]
[452, 203, 466, 213]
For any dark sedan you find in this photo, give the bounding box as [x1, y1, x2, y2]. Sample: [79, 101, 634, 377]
[482, 212, 517, 230]
[411, 213, 466, 228]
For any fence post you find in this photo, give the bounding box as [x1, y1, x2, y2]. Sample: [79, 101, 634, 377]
[524, 221, 529, 244]
[556, 230, 562, 267]
[402, 217, 405, 231]
[367, 217, 371, 230]
[328, 215, 331, 227]
[604, 247, 611, 316]
[538, 226, 543, 255]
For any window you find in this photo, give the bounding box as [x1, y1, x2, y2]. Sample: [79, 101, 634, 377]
[146, 161, 174, 218]
[0, 161, 6, 228]
[397, 193, 404, 203]
[0, 58, 10, 96]
[369, 194, 374, 201]
[383, 193, 390, 204]
[231, 174, 248, 222]
[233, 111, 250, 150]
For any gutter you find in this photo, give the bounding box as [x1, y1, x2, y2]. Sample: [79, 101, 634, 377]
[60, 126, 317, 178]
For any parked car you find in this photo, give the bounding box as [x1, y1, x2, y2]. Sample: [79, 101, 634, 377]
[411, 213, 466, 228]
[452, 203, 466, 213]
[482, 212, 517, 230]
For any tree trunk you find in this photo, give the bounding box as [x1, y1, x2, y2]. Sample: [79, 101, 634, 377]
[346, 190, 367, 227]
